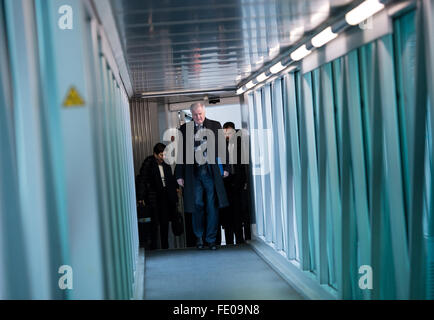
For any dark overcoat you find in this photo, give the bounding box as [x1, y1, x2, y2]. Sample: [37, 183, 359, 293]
[136, 155, 178, 222]
[175, 118, 229, 213]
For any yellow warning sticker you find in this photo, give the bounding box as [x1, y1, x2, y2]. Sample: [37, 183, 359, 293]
[63, 86, 85, 107]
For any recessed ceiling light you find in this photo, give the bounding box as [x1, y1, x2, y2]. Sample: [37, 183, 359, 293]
[311, 27, 338, 47]
[270, 62, 286, 74]
[245, 81, 255, 89]
[290, 45, 312, 61]
[256, 72, 268, 83]
[236, 87, 245, 95]
[345, 0, 385, 26]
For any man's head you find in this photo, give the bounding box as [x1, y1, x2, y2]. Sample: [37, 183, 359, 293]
[153, 143, 166, 164]
[223, 122, 236, 140]
[190, 102, 206, 125]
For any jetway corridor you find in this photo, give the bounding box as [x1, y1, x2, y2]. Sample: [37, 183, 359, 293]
[0, 0, 434, 301]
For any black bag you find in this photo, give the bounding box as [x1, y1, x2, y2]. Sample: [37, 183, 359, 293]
[171, 211, 184, 236]
[137, 202, 152, 222]
[137, 202, 152, 248]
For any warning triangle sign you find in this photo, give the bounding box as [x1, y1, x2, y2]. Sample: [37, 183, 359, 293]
[63, 86, 85, 107]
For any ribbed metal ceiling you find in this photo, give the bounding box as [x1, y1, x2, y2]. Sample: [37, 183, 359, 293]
[110, 0, 356, 97]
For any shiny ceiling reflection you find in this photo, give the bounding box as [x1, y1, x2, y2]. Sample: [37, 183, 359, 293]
[110, 0, 356, 96]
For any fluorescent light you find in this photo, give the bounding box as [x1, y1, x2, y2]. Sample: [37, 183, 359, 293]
[290, 45, 312, 61]
[270, 62, 286, 74]
[345, 0, 385, 26]
[256, 72, 268, 83]
[245, 81, 255, 89]
[311, 27, 338, 48]
[236, 87, 245, 95]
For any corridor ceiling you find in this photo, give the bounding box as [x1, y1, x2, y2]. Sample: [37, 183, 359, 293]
[110, 0, 359, 98]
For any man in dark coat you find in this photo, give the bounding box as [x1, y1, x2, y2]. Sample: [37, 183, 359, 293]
[137, 143, 178, 249]
[175, 102, 229, 250]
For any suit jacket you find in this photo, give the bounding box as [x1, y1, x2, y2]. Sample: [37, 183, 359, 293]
[175, 118, 229, 213]
[225, 129, 248, 190]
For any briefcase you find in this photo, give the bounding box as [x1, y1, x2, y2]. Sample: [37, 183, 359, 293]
[137, 202, 152, 223]
[171, 211, 184, 236]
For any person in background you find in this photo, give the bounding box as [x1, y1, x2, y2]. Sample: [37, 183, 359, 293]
[136, 143, 178, 249]
[170, 133, 196, 248]
[217, 122, 248, 245]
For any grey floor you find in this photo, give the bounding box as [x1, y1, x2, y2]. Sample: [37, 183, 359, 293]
[144, 244, 305, 300]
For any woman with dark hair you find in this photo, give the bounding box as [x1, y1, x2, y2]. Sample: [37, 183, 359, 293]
[136, 143, 178, 249]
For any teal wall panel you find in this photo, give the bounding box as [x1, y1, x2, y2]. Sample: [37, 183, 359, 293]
[0, 0, 31, 299]
[283, 73, 303, 262]
[4, 0, 54, 299]
[0, 0, 139, 299]
[246, 4, 432, 299]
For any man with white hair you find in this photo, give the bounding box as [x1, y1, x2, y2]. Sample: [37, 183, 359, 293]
[175, 102, 229, 250]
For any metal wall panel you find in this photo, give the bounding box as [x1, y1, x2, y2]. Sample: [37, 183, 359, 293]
[0, 0, 139, 299]
[246, 4, 432, 299]
[0, 0, 31, 300]
[4, 0, 53, 299]
[130, 100, 160, 176]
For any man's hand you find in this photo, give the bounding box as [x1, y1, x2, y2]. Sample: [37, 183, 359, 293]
[223, 171, 229, 177]
[177, 178, 184, 187]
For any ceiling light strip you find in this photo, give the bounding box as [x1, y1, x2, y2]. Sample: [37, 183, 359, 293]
[345, 0, 385, 26]
[290, 44, 312, 61]
[311, 27, 338, 48]
[236, 0, 387, 95]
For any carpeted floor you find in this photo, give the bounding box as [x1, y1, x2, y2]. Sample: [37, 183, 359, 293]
[144, 244, 305, 300]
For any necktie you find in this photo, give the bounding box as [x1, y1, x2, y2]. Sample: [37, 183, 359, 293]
[227, 140, 235, 174]
[194, 124, 207, 165]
